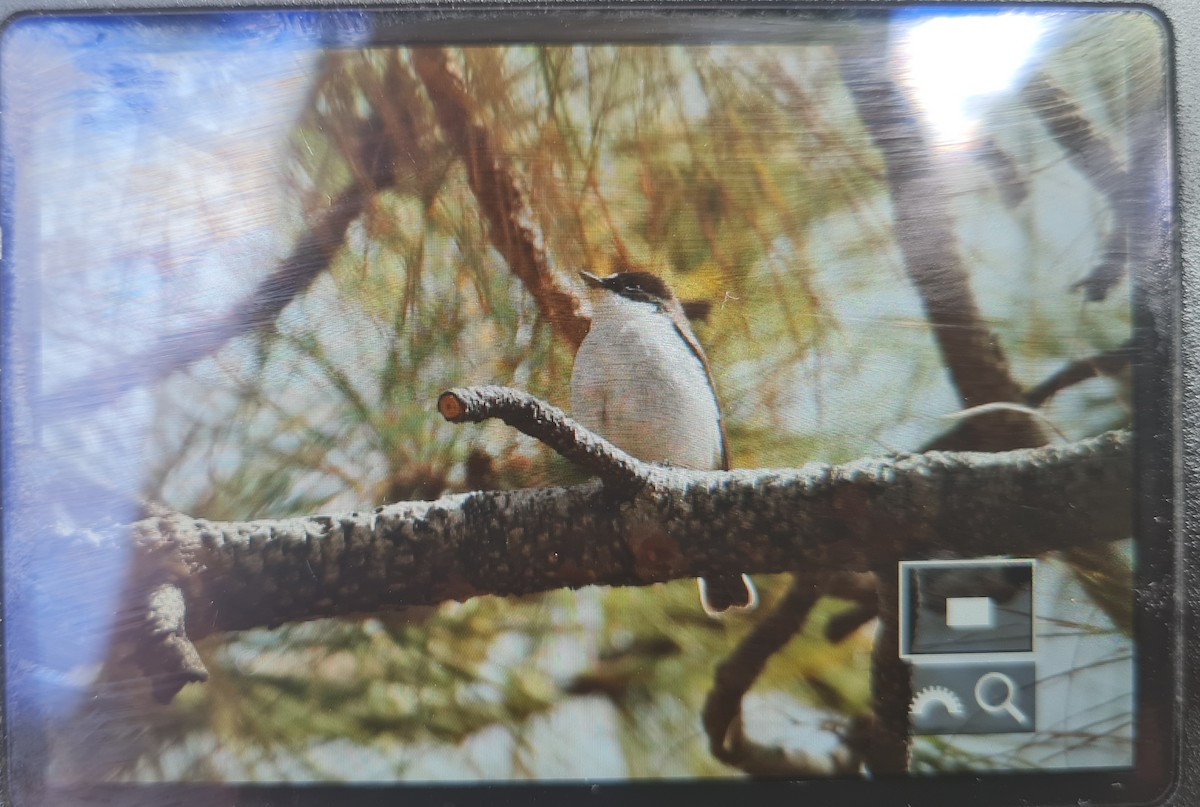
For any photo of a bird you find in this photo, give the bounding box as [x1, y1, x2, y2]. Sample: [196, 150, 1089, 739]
[571, 270, 757, 615]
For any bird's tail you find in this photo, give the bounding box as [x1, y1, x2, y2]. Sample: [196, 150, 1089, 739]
[698, 574, 759, 617]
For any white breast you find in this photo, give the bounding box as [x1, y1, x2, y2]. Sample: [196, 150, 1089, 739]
[571, 294, 724, 471]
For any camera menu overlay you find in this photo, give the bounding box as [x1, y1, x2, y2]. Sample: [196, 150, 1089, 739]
[900, 560, 1037, 735]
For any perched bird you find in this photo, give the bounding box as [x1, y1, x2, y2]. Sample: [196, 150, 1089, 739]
[571, 270, 757, 615]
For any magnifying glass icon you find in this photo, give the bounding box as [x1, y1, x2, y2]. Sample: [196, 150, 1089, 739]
[974, 672, 1030, 726]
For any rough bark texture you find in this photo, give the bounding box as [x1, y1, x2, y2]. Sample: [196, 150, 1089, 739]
[163, 432, 1127, 632]
[412, 47, 591, 349]
[77, 396, 1130, 702]
[439, 386, 648, 492]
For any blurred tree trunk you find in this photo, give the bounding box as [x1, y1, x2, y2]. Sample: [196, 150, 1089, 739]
[840, 36, 1134, 775]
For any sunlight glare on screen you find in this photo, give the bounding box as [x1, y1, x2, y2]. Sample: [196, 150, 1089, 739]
[898, 12, 1045, 148]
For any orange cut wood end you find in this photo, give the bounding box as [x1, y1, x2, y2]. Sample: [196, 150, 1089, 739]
[438, 391, 465, 421]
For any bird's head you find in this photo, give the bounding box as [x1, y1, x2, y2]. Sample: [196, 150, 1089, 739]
[579, 271, 676, 309]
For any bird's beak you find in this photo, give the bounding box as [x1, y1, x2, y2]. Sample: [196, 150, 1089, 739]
[579, 271, 605, 289]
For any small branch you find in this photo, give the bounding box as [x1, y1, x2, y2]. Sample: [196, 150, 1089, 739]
[978, 136, 1030, 209]
[43, 183, 377, 421]
[438, 386, 651, 492]
[412, 48, 590, 349]
[824, 572, 880, 644]
[704, 577, 820, 764]
[1023, 73, 1128, 191]
[1024, 339, 1136, 408]
[703, 575, 867, 776]
[1074, 228, 1131, 304]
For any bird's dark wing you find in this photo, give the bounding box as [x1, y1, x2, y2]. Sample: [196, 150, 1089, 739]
[665, 297, 730, 471]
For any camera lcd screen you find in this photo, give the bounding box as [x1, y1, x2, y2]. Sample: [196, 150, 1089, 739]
[0, 5, 1176, 805]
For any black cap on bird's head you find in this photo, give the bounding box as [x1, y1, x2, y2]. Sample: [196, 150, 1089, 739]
[579, 271, 675, 305]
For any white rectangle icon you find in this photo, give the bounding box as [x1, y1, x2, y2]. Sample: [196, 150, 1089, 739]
[946, 596, 995, 629]
[898, 559, 1036, 660]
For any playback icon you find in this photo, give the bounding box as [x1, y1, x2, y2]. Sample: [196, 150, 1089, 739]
[900, 559, 1035, 657]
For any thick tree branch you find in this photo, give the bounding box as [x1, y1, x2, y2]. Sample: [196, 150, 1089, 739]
[412, 47, 591, 349]
[167, 429, 1127, 623]
[80, 398, 1129, 701]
